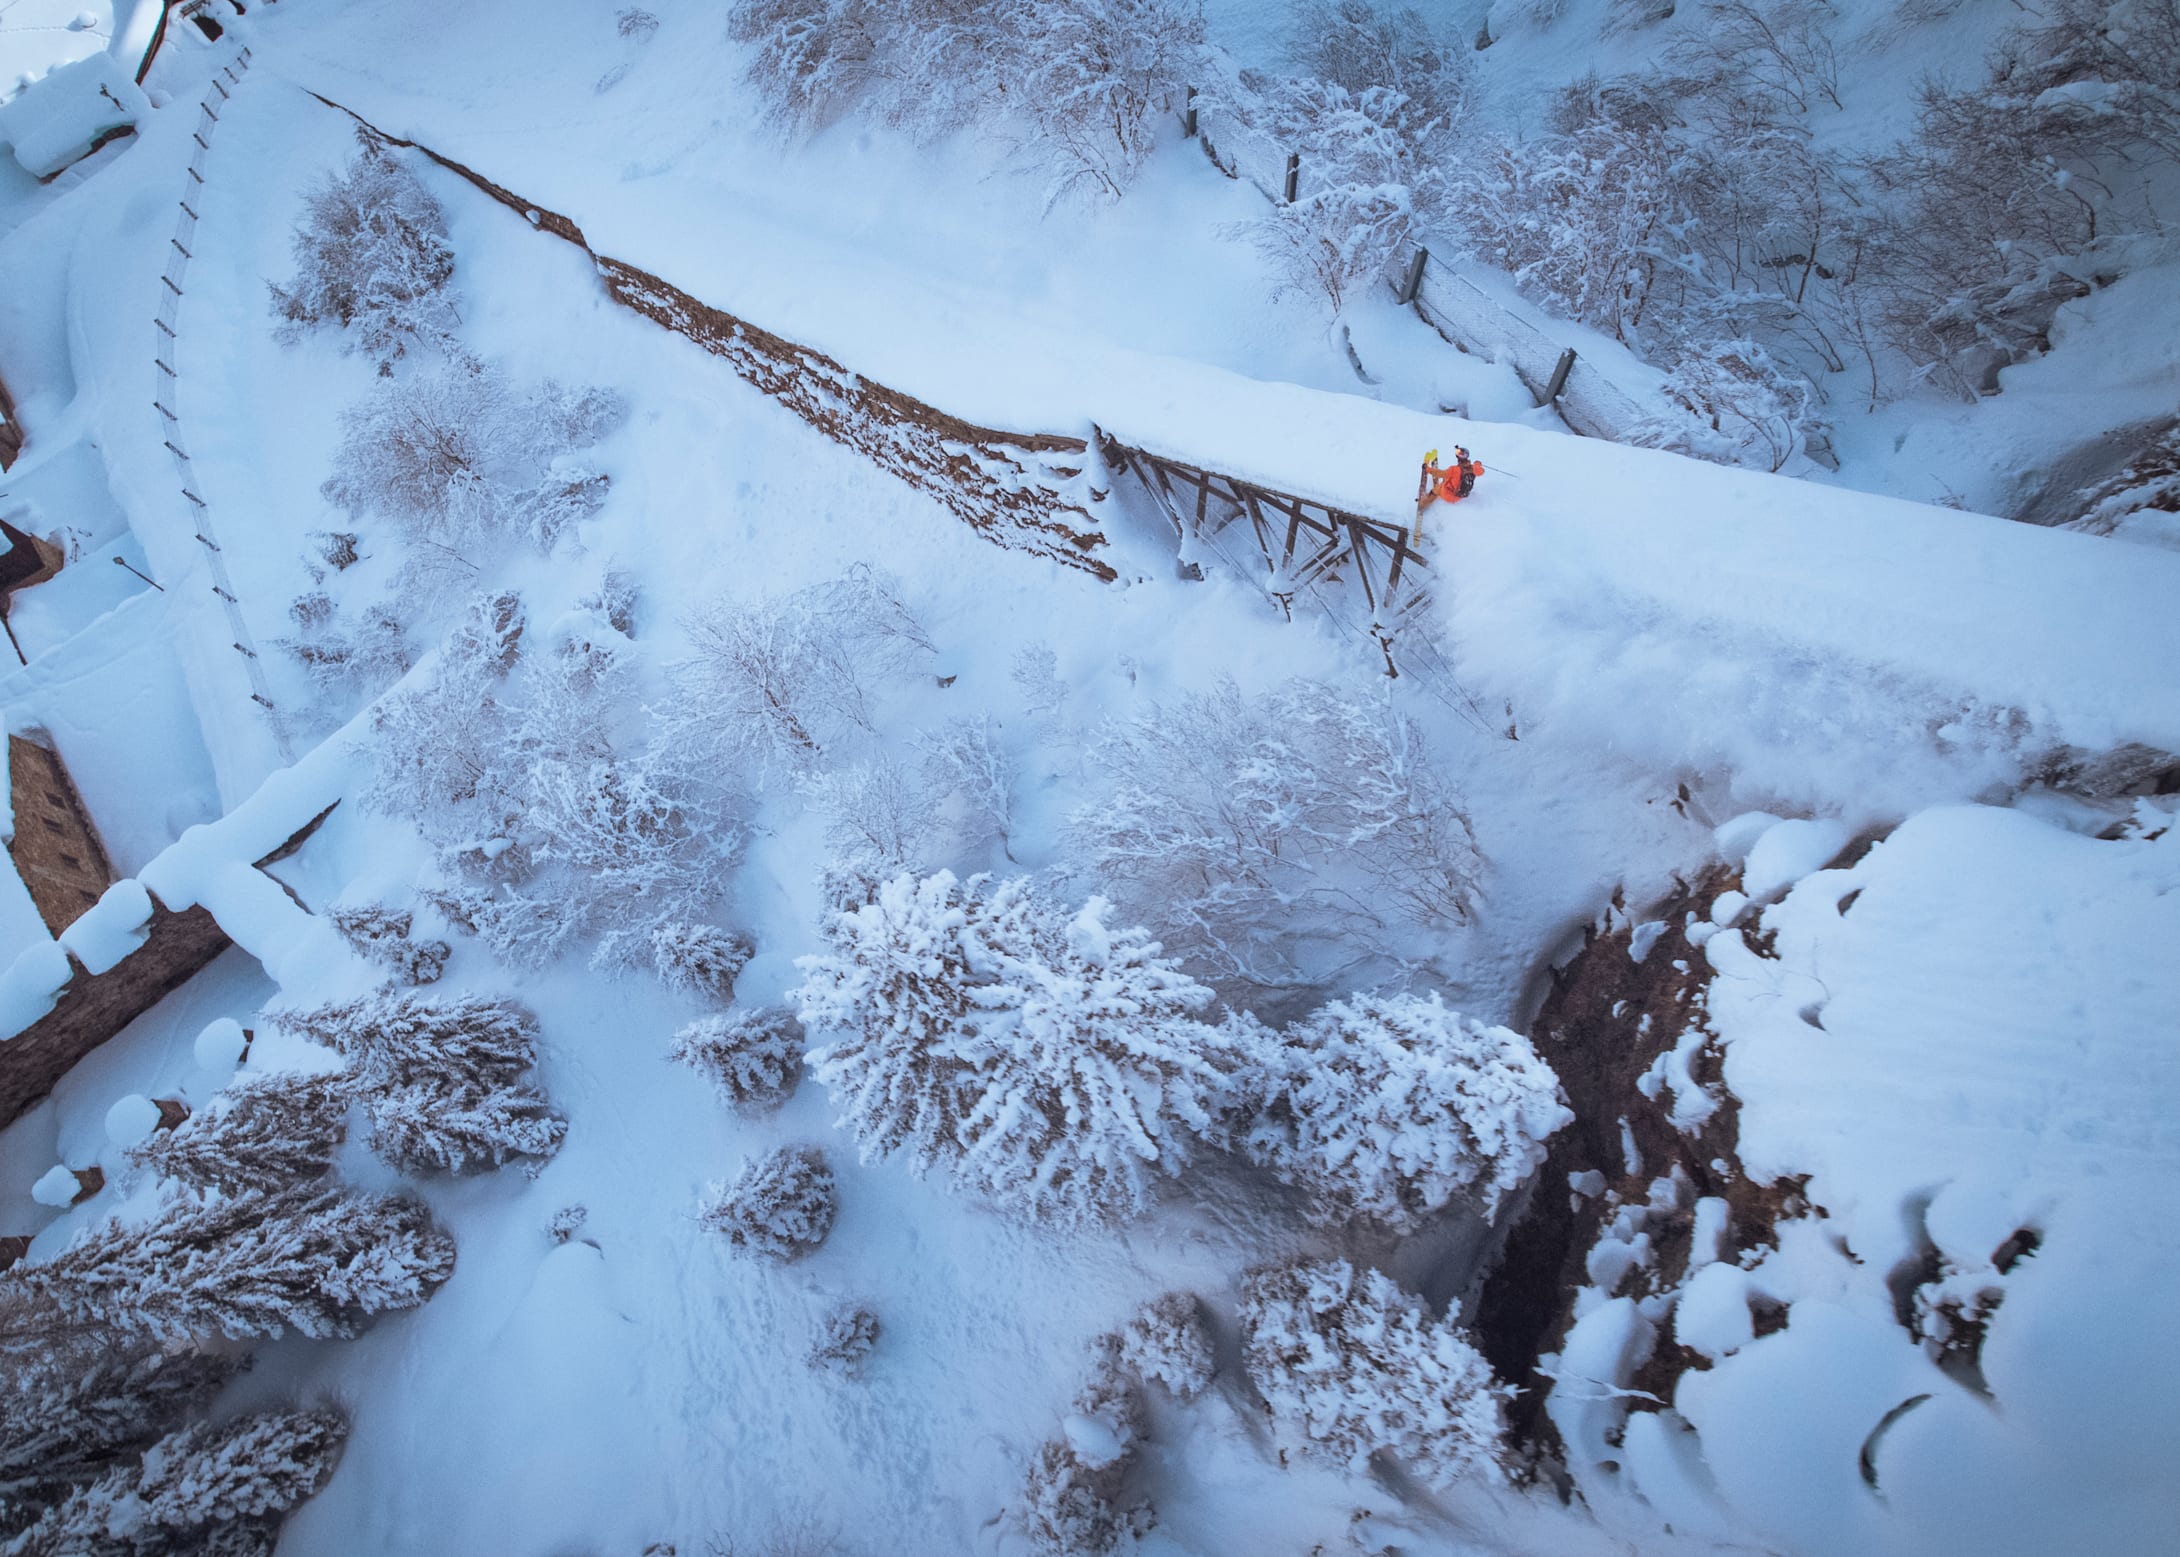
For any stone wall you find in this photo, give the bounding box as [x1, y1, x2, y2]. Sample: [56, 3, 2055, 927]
[6, 733, 115, 937]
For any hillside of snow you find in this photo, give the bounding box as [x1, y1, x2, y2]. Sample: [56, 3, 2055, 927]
[0, 2, 2175, 1556]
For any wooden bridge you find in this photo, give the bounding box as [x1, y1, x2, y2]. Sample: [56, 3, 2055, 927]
[1095, 429, 1434, 673]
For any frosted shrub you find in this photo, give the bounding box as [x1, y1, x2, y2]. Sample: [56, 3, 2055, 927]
[1666, 0, 1841, 115]
[1446, 118, 1685, 344]
[1070, 678, 1478, 994]
[330, 904, 450, 985]
[1114, 1291, 1215, 1400]
[268, 131, 457, 370]
[1241, 1259, 1506, 1485]
[703, 1146, 838, 1262]
[1, 1186, 455, 1343]
[1019, 1344, 1151, 1555]
[807, 1303, 880, 1379]
[671, 1008, 806, 1111]
[126, 1070, 353, 1196]
[279, 595, 410, 709]
[321, 359, 624, 559]
[647, 923, 754, 1004]
[672, 565, 932, 781]
[1010, 643, 1068, 716]
[797, 871, 1252, 1225]
[1648, 340, 1820, 472]
[1243, 993, 1570, 1231]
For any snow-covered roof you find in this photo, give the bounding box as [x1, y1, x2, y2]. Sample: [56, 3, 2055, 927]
[0, 0, 115, 109]
[0, 45, 147, 178]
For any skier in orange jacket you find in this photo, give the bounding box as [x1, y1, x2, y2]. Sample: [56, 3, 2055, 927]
[1417, 446, 1484, 515]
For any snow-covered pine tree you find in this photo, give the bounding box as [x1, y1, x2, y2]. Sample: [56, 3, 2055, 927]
[126, 1070, 353, 1197]
[1239, 1258, 1507, 1486]
[267, 131, 458, 370]
[7, 1407, 345, 1557]
[701, 1146, 838, 1262]
[797, 871, 1250, 1225]
[1112, 1291, 1215, 1400]
[1241, 992, 1570, 1231]
[269, 992, 562, 1175]
[0, 1341, 238, 1523]
[328, 905, 451, 986]
[274, 991, 537, 1096]
[362, 1079, 566, 1175]
[670, 1008, 805, 1111]
[0, 1186, 455, 1343]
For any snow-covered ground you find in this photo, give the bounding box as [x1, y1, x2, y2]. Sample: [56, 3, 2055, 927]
[0, 1, 2175, 1554]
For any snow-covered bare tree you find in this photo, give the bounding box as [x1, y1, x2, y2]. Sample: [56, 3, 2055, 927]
[7, 1406, 345, 1557]
[798, 760, 932, 873]
[806, 1302, 880, 1379]
[1233, 77, 1442, 314]
[1665, 0, 1841, 115]
[1288, 0, 1468, 125]
[1862, 0, 2180, 394]
[1240, 992, 1570, 1232]
[1014, 0, 1205, 205]
[670, 565, 932, 782]
[701, 1146, 838, 1262]
[267, 131, 458, 371]
[371, 601, 741, 977]
[798, 871, 1252, 1225]
[1112, 1290, 1215, 1400]
[125, 1070, 353, 1197]
[1070, 678, 1478, 995]
[0, 1186, 454, 1344]
[671, 1008, 806, 1111]
[1239, 1258, 1507, 1485]
[321, 359, 623, 561]
[918, 716, 1017, 861]
[329, 904, 450, 986]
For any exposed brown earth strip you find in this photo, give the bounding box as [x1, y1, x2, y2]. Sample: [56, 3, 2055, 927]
[304, 92, 1116, 581]
[1471, 866, 1810, 1457]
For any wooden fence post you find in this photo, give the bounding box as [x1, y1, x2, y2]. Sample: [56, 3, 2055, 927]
[1183, 86, 1197, 138]
[1542, 347, 1577, 406]
[1398, 246, 1428, 305]
[1283, 153, 1300, 203]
